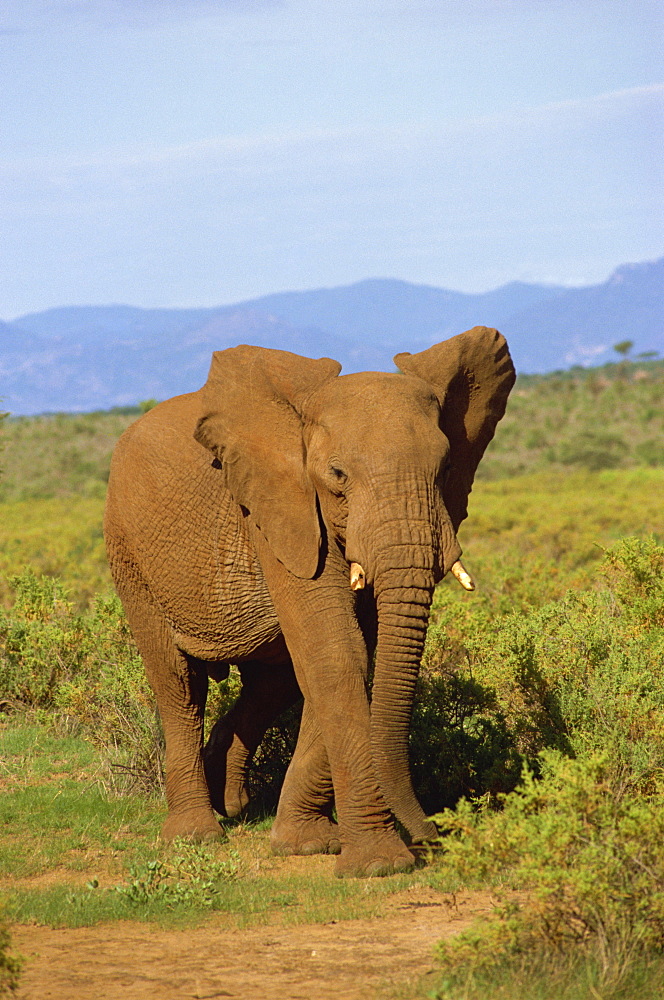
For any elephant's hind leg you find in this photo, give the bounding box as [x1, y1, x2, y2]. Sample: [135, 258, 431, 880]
[204, 657, 302, 818]
[271, 700, 341, 857]
[113, 565, 222, 842]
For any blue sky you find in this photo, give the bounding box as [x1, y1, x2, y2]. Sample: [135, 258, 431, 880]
[0, 0, 662, 318]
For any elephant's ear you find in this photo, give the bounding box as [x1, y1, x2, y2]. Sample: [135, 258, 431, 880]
[194, 345, 342, 578]
[395, 327, 515, 530]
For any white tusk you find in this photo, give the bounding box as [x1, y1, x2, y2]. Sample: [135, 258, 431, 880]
[349, 562, 366, 591]
[451, 560, 475, 591]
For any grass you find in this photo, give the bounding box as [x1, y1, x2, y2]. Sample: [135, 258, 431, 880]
[0, 497, 110, 609]
[0, 724, 163, 881]
[478, 360, 663, 480]
[405, 956, 664, 1000]
[0, 408, 139, 504]
[0, 724, 450, 932]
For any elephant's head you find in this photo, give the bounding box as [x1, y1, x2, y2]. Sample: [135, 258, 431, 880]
[194, 327, 515, 840]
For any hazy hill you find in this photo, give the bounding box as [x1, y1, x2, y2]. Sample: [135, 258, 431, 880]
[504, 259, 664, 370]
[1, 257, 661, 414]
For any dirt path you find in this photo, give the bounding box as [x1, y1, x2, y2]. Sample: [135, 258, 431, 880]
[12, 888, 492, 1000]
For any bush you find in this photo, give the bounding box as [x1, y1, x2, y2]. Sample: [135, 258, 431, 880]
[0, 572, 165, 793]
[0, 907, 21, 995]
[431, 754, 664, 998]
[558, 431, 628, 470]
[422, 538, 664, 998]
[411, 537, 664, 815]
[106, 839, 240, 908]
[411, 627, 525, 813]
[0, 571, 93, 708]
[245, 702, 302, 816]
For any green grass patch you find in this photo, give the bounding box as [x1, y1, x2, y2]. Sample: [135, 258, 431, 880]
[0, 724, 164, 881]
[8, 859, 445, 931]
[0, 722, 449, 932]
[0, 497, 111, 609]
[0, 717, 450, 930]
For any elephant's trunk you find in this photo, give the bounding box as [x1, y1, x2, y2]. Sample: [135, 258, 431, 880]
[367, 507, 461, 843]
[371, 577, 436, 841]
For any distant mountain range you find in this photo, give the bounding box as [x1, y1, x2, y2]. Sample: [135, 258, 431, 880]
[1, 257, 662, 415]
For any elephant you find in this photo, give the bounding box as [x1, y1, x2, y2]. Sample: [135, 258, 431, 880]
[103, 325, 515, 877]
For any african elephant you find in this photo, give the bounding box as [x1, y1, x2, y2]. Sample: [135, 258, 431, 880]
[104, 326, 515, 877]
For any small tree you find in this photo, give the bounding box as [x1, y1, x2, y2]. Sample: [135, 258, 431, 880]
[613, 340, 634, 380]
[613, 339, 634, 359]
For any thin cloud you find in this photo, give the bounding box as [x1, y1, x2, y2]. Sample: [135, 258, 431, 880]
[2, 82, 660, 180]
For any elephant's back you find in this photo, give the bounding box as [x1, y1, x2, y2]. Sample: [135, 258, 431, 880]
[106, 391, 221, 539]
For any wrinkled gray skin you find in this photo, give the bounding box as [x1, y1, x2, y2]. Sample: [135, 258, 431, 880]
[104, 326, 515, 877]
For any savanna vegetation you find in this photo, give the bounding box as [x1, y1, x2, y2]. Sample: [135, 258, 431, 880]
[0, 357, 662, 998]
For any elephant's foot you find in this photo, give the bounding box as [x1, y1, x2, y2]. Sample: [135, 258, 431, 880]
[160, 807, 224, 842]
[334, 831, 415, 878]
[406, 817, 439, 845]
[206, 776, 250, 819]
[222, 781, 250, 819]
[270, 815, 341, 857]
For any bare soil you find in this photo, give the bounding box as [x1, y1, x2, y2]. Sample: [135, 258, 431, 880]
[12, 886, 493, 1000]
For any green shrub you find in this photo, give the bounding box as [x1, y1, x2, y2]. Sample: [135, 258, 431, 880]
[411, 626, 524, 812]
[138, 399, 158, 414]
[558, 431, 628, 470]
[412, 537, 664, 815]
[0, 571, 90, 708]
[0, 906, 21, 995]
[106, 839, 240, 908]
[634, 437, 664, 467]
[245, 702, 302, 816]
[421, 538, 664, 998]
[0, 572, 164, 793]
[431, 754, 664, 999]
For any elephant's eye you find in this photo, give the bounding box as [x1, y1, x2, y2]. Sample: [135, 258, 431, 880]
[329, 465, 347, 485]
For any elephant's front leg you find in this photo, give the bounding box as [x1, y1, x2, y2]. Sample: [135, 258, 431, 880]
[255, 536, 415, 877]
